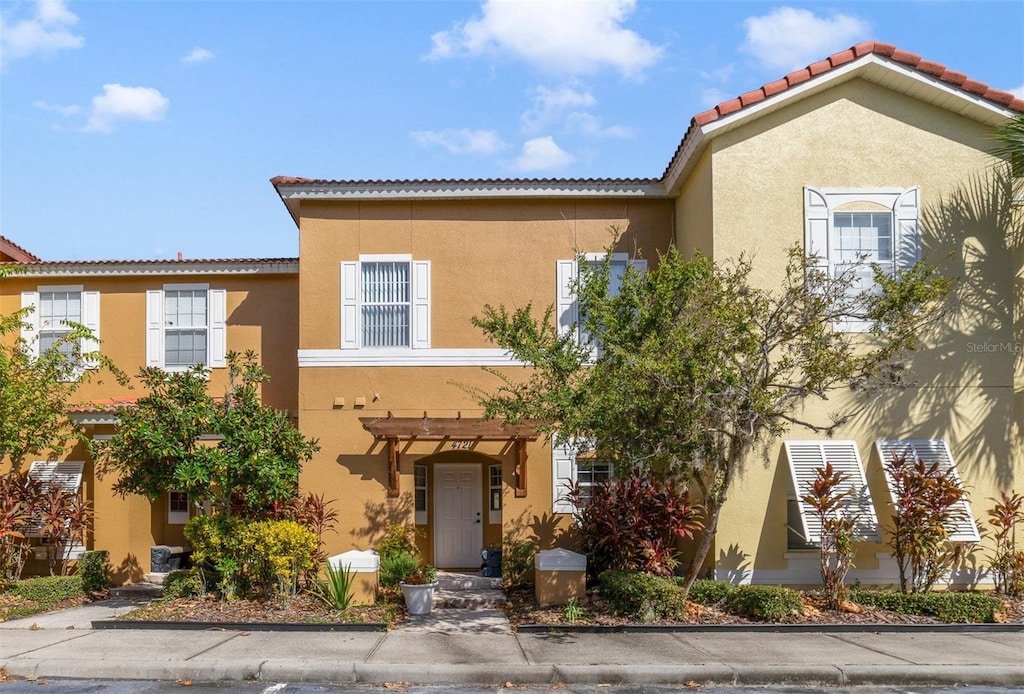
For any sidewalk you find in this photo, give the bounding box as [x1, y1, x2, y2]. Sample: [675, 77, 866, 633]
[1, 603, 1023, 686]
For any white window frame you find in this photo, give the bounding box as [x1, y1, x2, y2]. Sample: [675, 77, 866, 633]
[874, 439, 980, 543]
[168, 490, 190, 525]
[784, 440, 880, 545]
[20, 285, 100, 373]
[414, 464, 428, 525]
[551, 437, 614, 514]
[146, 283, 227, 370]
[488, 463, 502, 524]
[556, 253, 646, 351]
[804, 187, 920, 332]
[340, 255, 431, 351]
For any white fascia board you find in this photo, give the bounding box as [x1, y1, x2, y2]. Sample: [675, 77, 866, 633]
[276, 181, 670, 201]
[70, 412, 120, 426]
[298, 348, 527, 367]
[664, 54, 1017, 194]
[16, 260, 299, 278]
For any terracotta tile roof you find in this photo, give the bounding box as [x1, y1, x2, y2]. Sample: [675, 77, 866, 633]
[664, 40, 1024, 180]
[17, 257, 298, 266]
[67, 397, 138, 414]
[0, 235, 41, 262]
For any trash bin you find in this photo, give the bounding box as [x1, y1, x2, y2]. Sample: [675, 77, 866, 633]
[534, 548, 586, 607]
[328, 549, 379, 605]
[481, 546, 502, 578]
[150, 545, 185, 573]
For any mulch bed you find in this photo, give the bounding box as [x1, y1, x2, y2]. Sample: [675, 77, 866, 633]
[118, 593, 399, 626]
[502, 585, 1024, 628]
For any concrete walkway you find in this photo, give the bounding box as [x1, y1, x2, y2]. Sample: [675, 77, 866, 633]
[1, 601, 1023, 686]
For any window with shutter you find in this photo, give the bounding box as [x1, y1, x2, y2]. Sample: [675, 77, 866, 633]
[146, 284, 227, 369]
[21, 286, 99, 375]
[551, 437, 613, 514]
[784, 440, 880, 546]
[340, 256, 430, 350]
[874, 439, 980, 542]
[26, 461, 85, 538]
[804, 187, 920, 332]
[555, 253, 646, 351]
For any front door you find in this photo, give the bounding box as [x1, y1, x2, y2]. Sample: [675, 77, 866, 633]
[433, 463, 483, 568]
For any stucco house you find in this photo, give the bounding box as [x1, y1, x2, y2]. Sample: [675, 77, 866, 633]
[2, 41, 1022, 586]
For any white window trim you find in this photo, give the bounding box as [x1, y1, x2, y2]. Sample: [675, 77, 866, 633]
[146, 283, 227, 370]
[414, 464, 428, 525]
[488, 463, 502, 525]
[168, 490, 190, 525]
[784, 440, 880, 544]
[551, 437, 614, 514]
[340, 255, 431, 351]
[874, 439, 980, 543]
[556, 252, 646, 351]
[804, 186, 920, 333]
[21, 285, 99, 370]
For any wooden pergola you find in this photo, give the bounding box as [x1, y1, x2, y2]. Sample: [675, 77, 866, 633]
[359, 413, 541, 498]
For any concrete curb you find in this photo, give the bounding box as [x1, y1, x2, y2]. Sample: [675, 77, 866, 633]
[4, 658, 1024, 687]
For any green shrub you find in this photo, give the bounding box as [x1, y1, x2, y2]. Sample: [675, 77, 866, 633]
[11, 575, 83, 603]
[683, 578, 736, 605]
[379, 552, 419, 589]
[598, 570, 687, 622]
[501, 540, 535, 588]
[724, 585, 804, 621]
[851, 588, 1003, 623]
[376, 524, 418, 561]
[76, 550, 110, 593]
[163, 568, 202, 599]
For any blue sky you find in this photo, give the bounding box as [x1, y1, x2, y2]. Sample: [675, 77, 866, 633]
[2, 0, 1022, 261]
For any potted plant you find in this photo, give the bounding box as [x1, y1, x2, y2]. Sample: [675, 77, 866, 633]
[400, 564, 438, 615]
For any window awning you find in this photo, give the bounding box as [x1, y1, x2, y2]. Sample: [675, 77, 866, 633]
[784, 440, 880, 543]
[359, 414, 540, 499]
[875, 439, 980, 543]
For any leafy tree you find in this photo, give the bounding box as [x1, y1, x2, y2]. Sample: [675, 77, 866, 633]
[471, 240, 948, 595]
[0, 267, 124, 471]
[92, 351, 319, 517]
[989, 111, 1024, 177]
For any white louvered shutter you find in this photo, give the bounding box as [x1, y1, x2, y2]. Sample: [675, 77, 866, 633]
[21, 291, 40, 358]
[81, 290, 100, 368]
[551, 438, 577, 514]
[208, 289, 227, 368]
[804, 188, 830, 276]
[146, 289, 164, 367]
[340, 261, 359, 349]
[894, 187, 920, 273]
[556, 260, 578, 339]
[26, 461, 85, 537]
[875, 439, 980, 542]
[785, 440, 880, 543]
[411, 260, 431, 349]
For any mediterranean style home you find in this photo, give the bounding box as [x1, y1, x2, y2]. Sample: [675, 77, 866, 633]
[2, 41, 1022, 586]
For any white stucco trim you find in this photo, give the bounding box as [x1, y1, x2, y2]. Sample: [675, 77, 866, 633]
[298, 348, 526, 367]
[275, 180, 668, 202]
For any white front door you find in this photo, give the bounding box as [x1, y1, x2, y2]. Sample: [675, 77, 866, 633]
[434, 463, 483, 568]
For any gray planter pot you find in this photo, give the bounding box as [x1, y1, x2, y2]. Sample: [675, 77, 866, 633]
[400, 581, 438, 615]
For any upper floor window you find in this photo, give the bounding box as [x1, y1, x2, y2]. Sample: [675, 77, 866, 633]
[20, 285, 99, 372]
[146, 284, 227, 370]
[340, 256, 430, 350]
[556, 252, 646, 348]
[804, 187, 920, 332]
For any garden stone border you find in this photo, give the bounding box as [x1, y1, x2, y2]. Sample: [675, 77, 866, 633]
[515, 621, 1024, 633]
[91, 619, 386, 631]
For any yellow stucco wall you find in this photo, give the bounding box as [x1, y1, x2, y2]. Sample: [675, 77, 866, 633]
[0, 270, 298, 582]
[705, 77, 1020, 583]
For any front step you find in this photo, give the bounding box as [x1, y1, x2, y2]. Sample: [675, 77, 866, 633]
[436, 572, 502, 591]
[433, 571, 506, 609]
[108, 582, 164, 599]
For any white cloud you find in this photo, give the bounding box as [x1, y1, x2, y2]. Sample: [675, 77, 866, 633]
[699, 88, 731, 109]
[427, 0, 663, 78]
[181, 47, 215, 64]
[564, 112, 633, 139]
[1010, 84, 1024, 99]
[410, 128, 506, 155]
[521, 85, 631, 139]
[513, 136, 574, 171]
[84, 84, 169, 134]
[741, 7, 869, 73]
[0, 0, 83, 68]
[32, 99, 82, 116]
